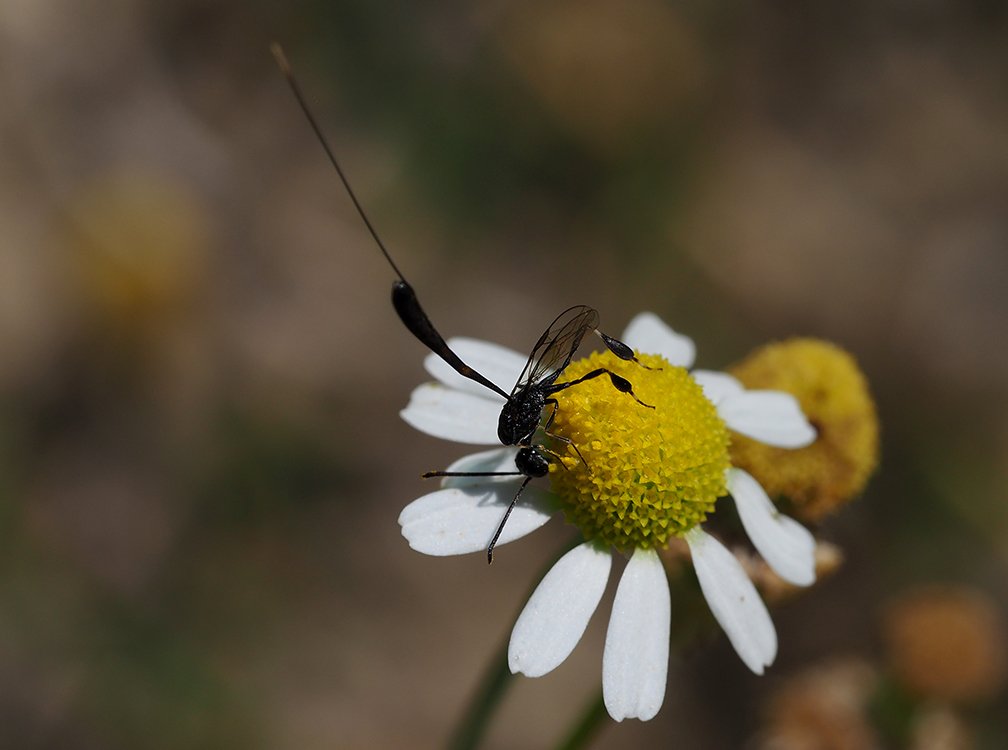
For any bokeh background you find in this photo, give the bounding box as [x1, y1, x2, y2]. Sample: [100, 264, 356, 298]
[1, 1, 1006, 748]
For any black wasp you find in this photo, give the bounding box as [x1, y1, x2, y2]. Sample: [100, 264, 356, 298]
[273, 45, 654, 562]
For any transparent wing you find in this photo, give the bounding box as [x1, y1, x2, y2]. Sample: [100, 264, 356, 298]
[511, 305, 599, 394]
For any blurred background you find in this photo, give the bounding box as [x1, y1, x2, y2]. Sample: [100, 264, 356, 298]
[1, 0, 1006, 748]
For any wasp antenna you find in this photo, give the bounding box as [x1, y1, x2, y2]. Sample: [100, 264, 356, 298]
[271, 42, 408, 282]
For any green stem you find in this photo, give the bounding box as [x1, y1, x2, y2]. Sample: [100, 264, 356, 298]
[447, 637, 515, 750]
[448, 535, 584, 750]
[553, 690, 607, 750]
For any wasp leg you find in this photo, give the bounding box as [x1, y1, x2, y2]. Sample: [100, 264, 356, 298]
[539, 399, 589, 470]
[594, 329, 661, 370]
[487, 476, 534, 564]
[543, 441, 584, 471]
[422, 470, 524, 479]
[546, 368, 655, 409]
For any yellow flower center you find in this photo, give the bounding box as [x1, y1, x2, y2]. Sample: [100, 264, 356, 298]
[547, 350, 729, 552]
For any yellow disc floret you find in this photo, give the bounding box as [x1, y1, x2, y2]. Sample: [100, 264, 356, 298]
[548, 351, 729, 552]
[728, 338, 879, 521]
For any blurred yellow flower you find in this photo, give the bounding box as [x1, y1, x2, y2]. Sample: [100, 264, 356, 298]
[64, 168, 210, 333]
[883, 586, 1006, 704]
[728, 338, 879, 522]
[757, 659, 881, 750]
[494, 0, 704, 154]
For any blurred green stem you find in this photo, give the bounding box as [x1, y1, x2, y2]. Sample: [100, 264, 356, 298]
[448, 535, 583, 750]
[553, 690, 607, 750]
[447, 635, 514, 750]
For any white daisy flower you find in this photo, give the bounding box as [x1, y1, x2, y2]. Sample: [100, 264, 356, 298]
[398, 312, 818, 721]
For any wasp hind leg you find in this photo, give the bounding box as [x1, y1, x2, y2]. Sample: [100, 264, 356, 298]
[594, 330, 661, 371]
[547, 369, 655, 409]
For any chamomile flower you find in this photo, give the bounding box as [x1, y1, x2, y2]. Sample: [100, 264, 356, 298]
[398, 312, 818, 721]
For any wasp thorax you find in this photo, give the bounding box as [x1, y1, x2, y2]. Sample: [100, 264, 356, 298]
[548, 351, 730, 551]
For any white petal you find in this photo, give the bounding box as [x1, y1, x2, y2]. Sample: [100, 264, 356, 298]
[691, 369, 744, 406]
[685, 528, 777, 674]
[602, 548, 671, 722]
[509, 543, 611, 677]
[621, 312, 696, 368]
[400, 383, 501, 444]
[727, 468, 817, 587]
[398, 484, 553, 556]
[423, 337, 526, 398]
[438, 447, 522, 488]
[718, 390, 817, 448]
